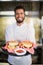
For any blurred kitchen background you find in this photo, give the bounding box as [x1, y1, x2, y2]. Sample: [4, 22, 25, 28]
[0, 0, 43, 65]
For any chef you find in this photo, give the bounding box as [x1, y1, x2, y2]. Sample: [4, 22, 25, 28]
[5, 5, 36, 65]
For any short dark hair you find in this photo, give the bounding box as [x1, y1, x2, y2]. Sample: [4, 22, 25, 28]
[14, 5, 25, 13]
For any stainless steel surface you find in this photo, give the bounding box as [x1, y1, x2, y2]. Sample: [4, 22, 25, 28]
[0, 11, 39, 17]
[0, 0, 40, 2]
[0, 63, 9, 65]
[0, 63, 43, 65]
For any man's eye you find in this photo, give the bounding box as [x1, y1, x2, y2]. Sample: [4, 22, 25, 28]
[16, 13, 19, 15]
[21, 13, 23, 14]
[16, 13, 24, 15]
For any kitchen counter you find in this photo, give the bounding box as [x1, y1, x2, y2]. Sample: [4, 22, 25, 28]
[0, 63, 43, 65]
[0, 63, 9, 65]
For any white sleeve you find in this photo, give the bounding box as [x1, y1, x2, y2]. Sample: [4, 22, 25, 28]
[27, 21, 36, 44]
[5, 25, 14, 42]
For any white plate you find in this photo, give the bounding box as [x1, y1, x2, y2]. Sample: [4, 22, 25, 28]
[15, 48, 26, 55]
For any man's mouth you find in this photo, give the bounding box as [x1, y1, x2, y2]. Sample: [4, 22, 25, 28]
[18, 18, 22, 21]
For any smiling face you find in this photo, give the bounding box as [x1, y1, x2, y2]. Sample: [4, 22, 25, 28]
[15, 9, 25, 23]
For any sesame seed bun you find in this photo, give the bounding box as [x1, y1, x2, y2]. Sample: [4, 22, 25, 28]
[22, 41, 32, 48]
[7, 41, 18, 49]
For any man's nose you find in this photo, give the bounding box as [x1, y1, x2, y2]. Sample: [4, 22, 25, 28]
[18, 13, 22, 17]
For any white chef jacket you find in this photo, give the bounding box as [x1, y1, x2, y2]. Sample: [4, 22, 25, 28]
[5, 20, 36, 65]
[5, 21, 36, 43]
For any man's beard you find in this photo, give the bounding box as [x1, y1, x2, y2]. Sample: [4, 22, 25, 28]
[17, 20, 24, 23]
[16, 18, 25, 23]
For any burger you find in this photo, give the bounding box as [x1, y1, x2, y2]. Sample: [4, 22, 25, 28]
[7, 41, 18, 49]
[21, 40, 32, 48]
